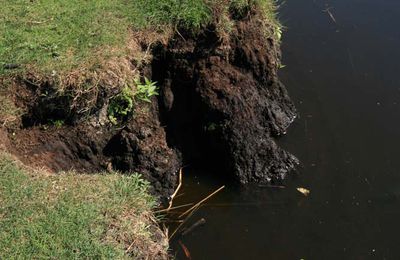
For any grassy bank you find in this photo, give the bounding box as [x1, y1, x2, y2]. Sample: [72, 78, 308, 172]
[0, 154, 168, 259]
[0, 0, 281, 127]
[1, 0, 203, 77]
[0, 0, 280, 79]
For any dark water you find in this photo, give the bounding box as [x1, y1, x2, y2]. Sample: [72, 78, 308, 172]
[170, 0, 400, 259]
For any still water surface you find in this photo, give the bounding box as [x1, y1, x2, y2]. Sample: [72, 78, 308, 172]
[170, 0, 400, 258]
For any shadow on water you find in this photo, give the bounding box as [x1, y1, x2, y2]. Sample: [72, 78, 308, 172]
[170, 0, 400, 258]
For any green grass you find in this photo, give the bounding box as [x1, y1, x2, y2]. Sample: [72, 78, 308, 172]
[0, 154, 167, 259]
[0, 0, 209, 77]
[0, 0, 280, 79]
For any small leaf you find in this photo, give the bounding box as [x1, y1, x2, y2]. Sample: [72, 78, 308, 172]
[297, 187, 310, 196]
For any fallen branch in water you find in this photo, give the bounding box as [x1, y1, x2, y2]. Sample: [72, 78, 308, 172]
[169, 185, 225, 240]
[169, 187, 223, 240]
[181, 218, 206, 237]
[154, 203, 193, 214]
[169, 201, 204, 240]
[179, 185, 225, 218]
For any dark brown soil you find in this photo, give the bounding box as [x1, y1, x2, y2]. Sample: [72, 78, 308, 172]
[0, 9, 297, 199]
[2, 86, 180, 197]
[154, 12, 298, 184]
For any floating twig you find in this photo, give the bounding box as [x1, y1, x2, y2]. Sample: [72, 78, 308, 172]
[154, 202, 194, 214]
[168, 185, 225, 240]
[179, 185, 225, 218]
[169, 220, 186, 240]
[169, 209, 195, 240]
[323, 7, 337, 24]
[181, 218, 206, 237]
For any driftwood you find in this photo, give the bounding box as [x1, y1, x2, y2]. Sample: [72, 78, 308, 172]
[169, 186, 225, 240]
[181, 218, 206, 237]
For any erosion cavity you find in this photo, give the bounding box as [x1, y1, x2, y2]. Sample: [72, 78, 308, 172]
[152, 15, 298, 184]
[18, 80, 109, 128]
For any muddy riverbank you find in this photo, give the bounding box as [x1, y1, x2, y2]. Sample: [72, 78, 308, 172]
[0, 6, 296, 199]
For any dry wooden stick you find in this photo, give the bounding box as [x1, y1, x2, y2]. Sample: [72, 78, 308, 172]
[179, 185, 225, 218]
[169, 199, 210, 240]
[125, 239, 136, 253]
[169, 206, 196, 240]
[167, 168, 183, 211]
[154, 203, 193, 214]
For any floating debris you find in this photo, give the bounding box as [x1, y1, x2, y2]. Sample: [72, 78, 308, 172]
[297, 187, 311, 196]
[179, 185, 225, 218]
[182, 218, 206, 237]
[323, 7, 337, 24]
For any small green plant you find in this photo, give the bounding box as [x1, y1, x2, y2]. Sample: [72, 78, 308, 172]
[108, 77, 158, 124]
[50, 119, 65, 128]
[205, 122, 218, 132]
[108, 86, 135, 125]
[135, 77, 159, 103]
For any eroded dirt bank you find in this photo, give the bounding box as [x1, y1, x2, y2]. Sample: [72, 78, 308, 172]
[0, 9, 297, 198]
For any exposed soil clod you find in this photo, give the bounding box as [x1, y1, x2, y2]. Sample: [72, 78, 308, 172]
[154, 13, 298, 184]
